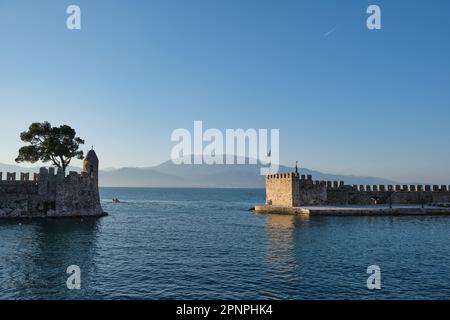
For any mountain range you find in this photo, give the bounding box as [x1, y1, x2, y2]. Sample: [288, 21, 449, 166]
[0, 160, 400, 188]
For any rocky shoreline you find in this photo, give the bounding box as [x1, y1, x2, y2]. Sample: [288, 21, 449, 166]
[0, 207, 108, 219]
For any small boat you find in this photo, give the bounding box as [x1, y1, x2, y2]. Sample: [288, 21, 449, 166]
[112, 197, 121, 203]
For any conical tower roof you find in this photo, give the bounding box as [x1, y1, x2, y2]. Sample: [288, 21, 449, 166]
[85, 149, 98, 162]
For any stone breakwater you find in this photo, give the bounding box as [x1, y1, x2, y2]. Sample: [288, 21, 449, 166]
[0, 150, 105, 219]
[254, 204, 450, 216]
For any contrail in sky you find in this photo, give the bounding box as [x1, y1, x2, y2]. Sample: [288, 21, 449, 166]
[324, 25, 338, 37]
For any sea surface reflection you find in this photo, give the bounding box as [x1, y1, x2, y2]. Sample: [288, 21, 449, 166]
[1, 188, 450, 299]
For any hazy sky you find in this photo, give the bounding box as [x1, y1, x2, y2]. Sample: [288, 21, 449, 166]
[1, 0, 449, 183]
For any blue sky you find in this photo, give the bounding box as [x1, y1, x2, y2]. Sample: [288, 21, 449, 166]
[0, 0, 449, 183]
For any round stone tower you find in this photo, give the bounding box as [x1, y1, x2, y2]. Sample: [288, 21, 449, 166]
[83, 149, 99, 184]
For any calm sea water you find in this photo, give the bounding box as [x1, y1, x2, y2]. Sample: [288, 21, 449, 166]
[1, 187, 450, 300]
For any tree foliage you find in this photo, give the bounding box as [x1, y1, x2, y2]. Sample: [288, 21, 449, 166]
[15, 122, 85, 171]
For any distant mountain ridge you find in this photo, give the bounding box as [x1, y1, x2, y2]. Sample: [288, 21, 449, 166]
[0, 160, 401, 188]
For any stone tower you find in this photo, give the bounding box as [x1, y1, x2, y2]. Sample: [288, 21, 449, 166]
[265, 172, 301, 207]
[83, 149, 99, 184]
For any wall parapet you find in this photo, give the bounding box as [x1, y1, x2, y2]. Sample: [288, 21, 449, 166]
[323, 182, 450, 193]
[266, 172, 299, 180]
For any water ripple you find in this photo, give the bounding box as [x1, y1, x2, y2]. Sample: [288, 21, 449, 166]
[1, 188, 450, 299]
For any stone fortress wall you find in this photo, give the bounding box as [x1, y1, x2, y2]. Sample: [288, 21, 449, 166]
[266, 172, 450, 207]
[0, 150, 104, 218]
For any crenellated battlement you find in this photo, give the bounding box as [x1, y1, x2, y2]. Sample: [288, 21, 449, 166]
[0, 149, 104, 219]
[319, 181, 450, 193]
[0, 173, 36, 182]
[265, 170, 450, 207]
[266, 172, 299, 180]
[0, 169, 56, 183]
